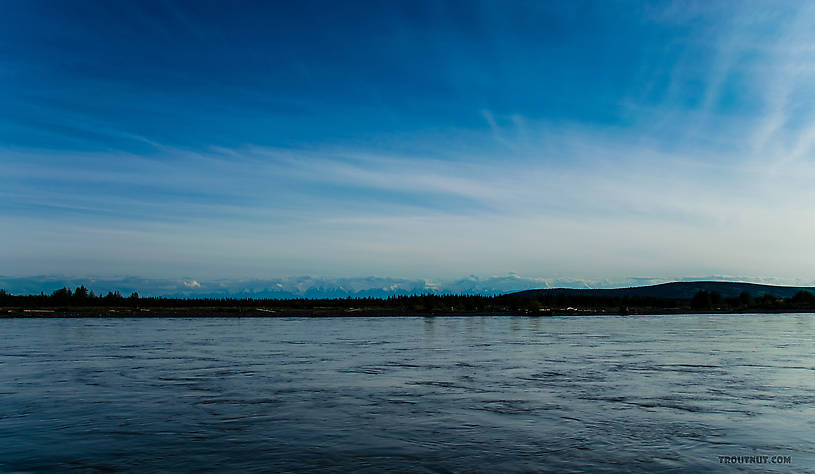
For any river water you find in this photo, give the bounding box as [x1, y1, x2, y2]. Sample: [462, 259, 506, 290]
[1, 314, 814, 472]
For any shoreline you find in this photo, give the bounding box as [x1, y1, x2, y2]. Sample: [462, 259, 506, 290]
[4, 307, 815, 318]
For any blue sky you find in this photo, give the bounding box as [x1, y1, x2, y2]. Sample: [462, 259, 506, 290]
[3, 1, 815, 291]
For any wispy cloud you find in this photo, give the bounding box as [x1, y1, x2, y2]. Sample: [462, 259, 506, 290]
[2, 2, 815, 283]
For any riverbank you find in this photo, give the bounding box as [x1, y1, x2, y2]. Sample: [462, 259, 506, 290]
[4, 306, 815, 318]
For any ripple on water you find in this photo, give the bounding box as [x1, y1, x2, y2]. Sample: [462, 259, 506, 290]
[1, 314, 814, 472]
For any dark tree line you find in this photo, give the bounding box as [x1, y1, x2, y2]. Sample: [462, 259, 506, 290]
[0, 286, 139, 307]
[689, 289, 815, 310]
[0, 287, 499, 312]
[1, 287, 814, 313]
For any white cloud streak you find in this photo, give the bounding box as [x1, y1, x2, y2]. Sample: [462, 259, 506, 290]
[3, 2, 815, 283]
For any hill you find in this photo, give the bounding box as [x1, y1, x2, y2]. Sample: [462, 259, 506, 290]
[511, 281, 815, 300]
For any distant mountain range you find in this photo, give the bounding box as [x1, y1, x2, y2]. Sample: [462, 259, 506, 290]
[0, 274, 585, 299]
[3, 275, 814, 301]
[512, 281, 815, 300]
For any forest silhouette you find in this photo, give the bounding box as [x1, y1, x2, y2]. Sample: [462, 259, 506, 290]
[2, 284, 815, 316]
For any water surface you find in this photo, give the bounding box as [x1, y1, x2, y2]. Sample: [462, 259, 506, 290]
[2, 314, 814, 472]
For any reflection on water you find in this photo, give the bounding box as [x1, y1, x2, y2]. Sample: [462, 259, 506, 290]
[1, 314, 814, 472]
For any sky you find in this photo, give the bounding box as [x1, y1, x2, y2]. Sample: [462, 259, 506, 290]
[3, 0, 815, 294]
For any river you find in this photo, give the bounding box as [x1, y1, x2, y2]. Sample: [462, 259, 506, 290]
[1, 314, 813, 472]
